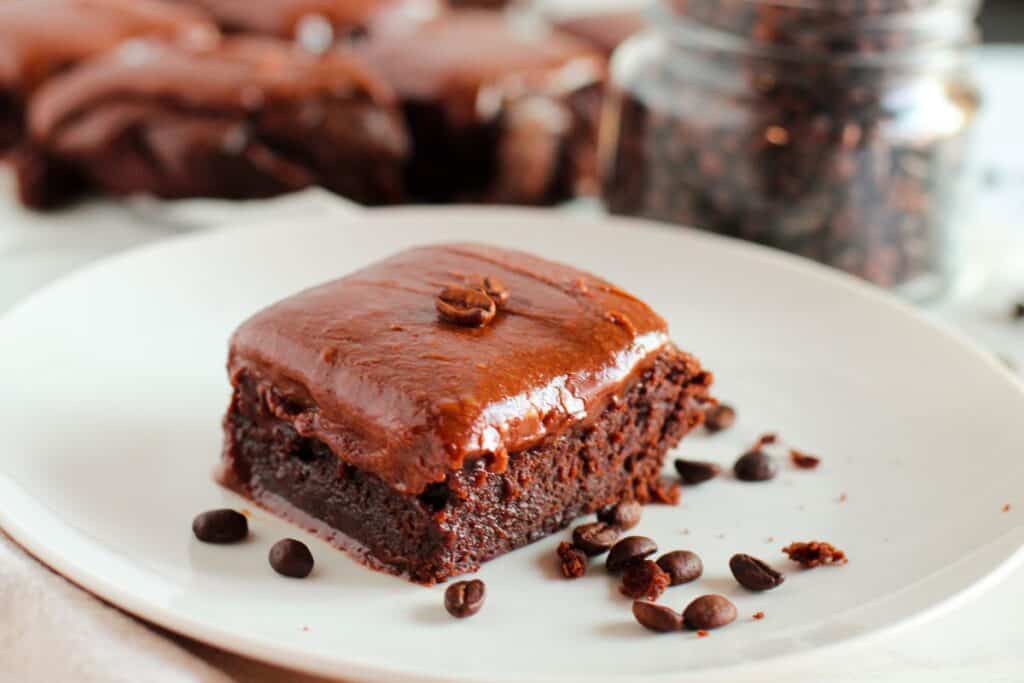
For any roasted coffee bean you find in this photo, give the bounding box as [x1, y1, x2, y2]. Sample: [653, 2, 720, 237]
[682, 594, 737, 631]
[192, 509, 248, 544]
[1013, 301, 1024, 322]
[557, 541, 587, 579]
[789, 449, 821, 469]
[703, 404, 736, 432]
[474, 275, 510, 308]
[596, 500, 643, 530]
[621, 560, 671, 600]
[572, 522, 620, 556]
[607, 536, 657, 572]
[734, 450, 778, 482]
[435, 286, 496, 327]
[269, 538, 315, 578]
[674, 458, 721, 485]
[729, 553, 785, 591]
[656, 550, 703, 585]
[444, 579, 486, 618]
[632, 600, 683, 633]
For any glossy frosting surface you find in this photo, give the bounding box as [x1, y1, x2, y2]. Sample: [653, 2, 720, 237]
[229, 243, 670, 493]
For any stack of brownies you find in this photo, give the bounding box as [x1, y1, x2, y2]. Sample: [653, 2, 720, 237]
[0, 0, 643, 210]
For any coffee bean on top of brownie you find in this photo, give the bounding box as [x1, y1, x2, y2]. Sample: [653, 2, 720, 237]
[356, 10, 607, 205]
[19, 35, 409, 209]
[0, 0, 215, 155]
[170, 0, 441, 46]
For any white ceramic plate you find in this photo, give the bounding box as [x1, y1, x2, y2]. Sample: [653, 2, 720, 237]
[1, 207, 1023, 682]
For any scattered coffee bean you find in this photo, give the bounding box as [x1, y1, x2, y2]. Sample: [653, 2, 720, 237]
[473, 275, 510, 308]
[607, 536, 658, 573]
[682, 594, 737, 631]
[269, 538, 315, 578]
[734, 450, 778, 482]
[632, 600, 683, 633]
[557, 541, 587, 579]
[729, 553, 785, 591]
[789, 449, 821, 469]
[596, 500, 643, 530]
[572, 522, 621, 556]
[435, 286, 496, 327]
[444, 579, 486, 618]
[703, 404, 736, 432]
[192, 509, 248, 544]
[674, 458, 721, 485]
[782, 541, 848, 568]
[621, 560, 671, 600]
[1012, 301, 1024, 322]
[656, 550, 703, 585]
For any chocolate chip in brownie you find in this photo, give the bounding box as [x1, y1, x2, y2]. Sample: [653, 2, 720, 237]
[444, 579, 486, 618]
[674, 458, 721, 485]
[633, 600, 683, 632]
[435, 286, 496, 327]
[192, 509, 248, 544]
[656, 550, 703, 585]
[557, 541, 587, 579]
[607, 536, 658, 572]
[620, 560, 671, 600]
[682, 594, 737, 631]
[572, 522, 621, 556]
[704, 404, 736, 432]
[596, 500, 643, 530]
[729, 553, 784, 591]
[269, 538, 315, 578]
[734, 450, 778, 482]
[782, 541, 848, 568]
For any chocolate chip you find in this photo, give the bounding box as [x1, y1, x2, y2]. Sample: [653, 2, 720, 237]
[269, 538, 315, 578]
[596, 500, 643, 530]
[734, 450, 778, 481]
[729, 553, 785, 591]
[656, 550, 703, 585]
[682, 594, 737, 631]
[572, 522, 620, 556]
[557, 541, 587, 579]
[632, 600, 683, 633]
[703, 404, 736, 432]
[621, 560, 671, 600]
[789, 449, 821, 469]
[607, 536, 657, 572]
[674, 458, 721, 485]
[192, 509, 248, 544]
[475, 275, 510, 308]
[435, 286, 496, 327]
[444, 579, 486, 618]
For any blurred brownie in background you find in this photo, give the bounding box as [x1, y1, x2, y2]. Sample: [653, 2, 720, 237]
[18, 37, 408, 209]
[171, 0, 442, 48]
[0, 0, 215, 155]
[358, 10, 606, 204]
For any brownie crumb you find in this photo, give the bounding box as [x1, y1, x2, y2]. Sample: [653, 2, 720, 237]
[789, 449, 821, 469]
[696, 630, 709, 637]
[557, 542, 588, 579]
[753, 611, 765, 620]
[650, 478, 682, 504]
[782, 541, 848, 568]
[756, 433, 778, 447]
[1003, 503, 1012, 513]
[837, 492, 848, 503]
[621, 560, 671, 600]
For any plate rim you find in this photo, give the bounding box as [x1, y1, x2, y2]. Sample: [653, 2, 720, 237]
[2, 204, 1023, 682]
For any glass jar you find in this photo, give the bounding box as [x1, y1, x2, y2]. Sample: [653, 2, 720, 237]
[601, 0, 981, 300]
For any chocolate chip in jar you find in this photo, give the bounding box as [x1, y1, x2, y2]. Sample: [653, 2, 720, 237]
[682, 594, 737, 631]
[729, 553, 784, 591]
[435, 286, 496, 327]
[606, 536, 658, 573]
[444, 579, 486, 618]
[269, 538, 315, 578]
[192, 509, 248, 544]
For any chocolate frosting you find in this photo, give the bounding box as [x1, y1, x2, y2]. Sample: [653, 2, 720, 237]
[357, 10, 605, 124]
[229, 244, 672, 494]
[0, 0, 215, 91]
[173, 0, 441, 39]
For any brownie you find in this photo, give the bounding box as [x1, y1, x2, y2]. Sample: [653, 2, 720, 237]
[220, 244, 713, 583]
[170, 0, 441, 45]
[0, 0, 215, 155]
[357, 11, 607, 204]
[16, 36, 409, 209]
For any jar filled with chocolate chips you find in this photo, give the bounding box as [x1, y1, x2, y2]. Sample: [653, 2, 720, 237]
[601, 0, 981, 300]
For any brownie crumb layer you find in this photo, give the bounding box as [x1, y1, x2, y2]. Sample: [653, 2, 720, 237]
[221, 346, 711, 584]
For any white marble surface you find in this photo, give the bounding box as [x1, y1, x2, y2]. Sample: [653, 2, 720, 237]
[0, 47, 1022, 683]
